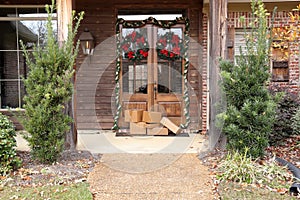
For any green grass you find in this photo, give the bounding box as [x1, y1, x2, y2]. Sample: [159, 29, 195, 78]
[0, 182, 93, 200]
[219, 182, 298, 200]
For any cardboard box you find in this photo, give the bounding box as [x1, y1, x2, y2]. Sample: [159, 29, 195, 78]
[160, 117, 181, 134]
[142, 111, 162, 123]
[125, 109, 143, 122]
[145, 123, 160, 129]
[130, 122, 146, 135]
[147, 127, 169, 136]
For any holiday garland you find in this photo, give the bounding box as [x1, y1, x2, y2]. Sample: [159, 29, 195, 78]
[113, 17, 190, 131]
[121, 31, 149, 61]
[156, 32, 184, 61]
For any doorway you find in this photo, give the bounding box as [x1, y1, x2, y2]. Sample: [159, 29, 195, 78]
[114, 17, 190, 130]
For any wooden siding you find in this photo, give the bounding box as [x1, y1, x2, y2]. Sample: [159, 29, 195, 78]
[76, 0, 203, 130]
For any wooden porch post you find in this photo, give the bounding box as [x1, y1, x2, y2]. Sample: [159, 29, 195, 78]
[208, 0, 227, 150]
[57, 0, 77, 150]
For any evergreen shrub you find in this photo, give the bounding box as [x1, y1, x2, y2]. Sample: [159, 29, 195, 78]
[0, 113, 21, 175]
[20, 2, 83, 164]
[218, 0, 277, 158]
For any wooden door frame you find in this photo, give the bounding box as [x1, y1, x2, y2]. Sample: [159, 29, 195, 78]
[113, 17, 191, 131]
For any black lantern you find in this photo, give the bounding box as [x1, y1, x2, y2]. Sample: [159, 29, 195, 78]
[79, 28, 94, 55]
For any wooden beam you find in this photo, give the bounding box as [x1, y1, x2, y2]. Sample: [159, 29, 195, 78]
[208, 0, 227, 150]
[57, 0, 72, 44]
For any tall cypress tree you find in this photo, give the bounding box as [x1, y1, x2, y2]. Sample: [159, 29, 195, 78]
[218, 0, 278, 158]
[21, 2, 84, 163]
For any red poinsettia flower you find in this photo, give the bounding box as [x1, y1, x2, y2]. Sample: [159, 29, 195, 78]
[172, 46, 180, 55]
[160, 49, 169, 56]
[170, 52, 175, 58]
[122, 43, 130, 51]
[131, 31, 136, 41]
[128, 51, 135, 59]
[159, 38, 167, 47]
[139, 49, 148, 57]
[136, 37, 145, 44]
[172, 35, 180, 45]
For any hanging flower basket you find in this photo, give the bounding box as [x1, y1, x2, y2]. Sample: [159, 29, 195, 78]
[156, 32, 183, 61]
[121, 31, 149, 61]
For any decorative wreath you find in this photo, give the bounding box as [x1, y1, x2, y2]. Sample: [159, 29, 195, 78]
[156, 32, 183, 61]
[121, 31, 149, 61]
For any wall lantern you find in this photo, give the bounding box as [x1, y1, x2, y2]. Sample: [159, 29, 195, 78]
[79, 28, 94, 55]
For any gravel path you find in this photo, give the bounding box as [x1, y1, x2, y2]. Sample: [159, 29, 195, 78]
[88, 153, 213, 200]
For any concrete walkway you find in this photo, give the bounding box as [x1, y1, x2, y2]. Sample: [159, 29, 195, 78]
[16, 131, 213, 199]
[88, 153, 213, 200]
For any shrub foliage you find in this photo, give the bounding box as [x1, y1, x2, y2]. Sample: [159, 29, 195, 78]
[218, 0, 277, 158]
[291, 106, 300, 135]
[269, 85, 300, 145]
[20, 2, 83, 164]
[0, 113, 21, 175]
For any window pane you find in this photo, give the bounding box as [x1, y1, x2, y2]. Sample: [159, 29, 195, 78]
[0, 21, 18, 50]
[121, 27, 148, 60]
[157, 28, 183, 61]
[20, 16, 57, 47]
[122, 63, 147, 94]
[0, 80, 20, 108]
[135, 64, 147, 93]
[0, 8, 16, 17]
[158, 61, 182, 94]
[170, 61, 182, 93]
[17, 20, 39, 47]
[0, 51, 19, 79]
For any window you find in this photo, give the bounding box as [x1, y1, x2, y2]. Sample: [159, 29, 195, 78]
[0, 5, 57, 108]
[234, 28, 255, 64]
[271, 28, 289, 82]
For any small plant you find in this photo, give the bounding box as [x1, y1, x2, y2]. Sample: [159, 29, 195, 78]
[217, 150, 258, 184]
[0, 113, 21, 175]
[20, 1, 84, 164]
[217, 150, 293, 190]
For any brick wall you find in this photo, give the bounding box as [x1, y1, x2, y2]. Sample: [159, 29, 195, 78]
[202, 9, 300, 134]
[201, 13, 208, 134]
[227, 10, 300, 94]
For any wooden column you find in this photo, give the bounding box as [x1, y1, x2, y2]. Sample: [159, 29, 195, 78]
[208, 0, 227, 150]
[57, 0, 77, 150]
[57, 0, 72, 44]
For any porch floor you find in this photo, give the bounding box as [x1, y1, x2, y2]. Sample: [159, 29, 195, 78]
[77, 130, 208, 154]
[16, 130, 209, 154]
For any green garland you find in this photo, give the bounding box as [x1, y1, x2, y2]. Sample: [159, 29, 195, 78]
[113, 17, 190, 130]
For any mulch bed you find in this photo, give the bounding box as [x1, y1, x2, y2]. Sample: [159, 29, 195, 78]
[1, 150, 101, 188]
